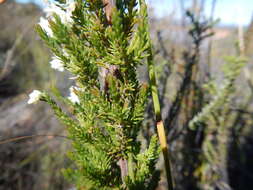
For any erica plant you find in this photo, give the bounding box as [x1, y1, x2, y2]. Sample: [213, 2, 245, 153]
[28, 0, 173, 189]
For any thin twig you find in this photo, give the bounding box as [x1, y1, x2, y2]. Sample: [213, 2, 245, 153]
[0, 134, 69, 145]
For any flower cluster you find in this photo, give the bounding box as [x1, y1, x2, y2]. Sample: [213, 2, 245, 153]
[39, 0, 75, 31]
[50, 56, 64, 72]
[38, 0, 75, 71]
[28, 86, 82, 105]
[38, 17, 53, 37]
[28, 90, 43, 104]
[43, 0, 75, 24]
[68, 86, 80, 104]
[28, 0, 81, 104]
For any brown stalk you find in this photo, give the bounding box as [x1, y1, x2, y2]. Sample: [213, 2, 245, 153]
[101, 0, 129, 184]
[102, 0, 115, 24]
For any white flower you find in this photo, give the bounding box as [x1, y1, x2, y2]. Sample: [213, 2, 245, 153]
[44, 3, 66, 21]
[68, 86, 80, 104]
[65, 0, 76, 22]
[50, 56, 64, 72]
[69, 75, 79, 80]
[43, 3, 61, 17]
[28, 90, 42, 104]
[43, 1, 75, 24]
[62, 49, 69, 57]
[38, 17, 53, 37]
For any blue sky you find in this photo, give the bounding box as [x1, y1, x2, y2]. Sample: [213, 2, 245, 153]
[215, 0, 253, 25]
[148, 0, 253, 26]
[16, 0, 253, 26]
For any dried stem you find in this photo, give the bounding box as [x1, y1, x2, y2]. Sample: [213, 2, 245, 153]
[147, 47, 174, 190]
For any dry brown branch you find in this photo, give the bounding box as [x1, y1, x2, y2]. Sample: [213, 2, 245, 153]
[102, 0, 115, 24]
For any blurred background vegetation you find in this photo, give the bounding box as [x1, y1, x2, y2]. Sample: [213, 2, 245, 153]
[1, 0, 253, 189]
